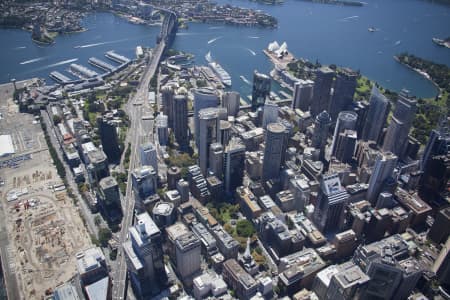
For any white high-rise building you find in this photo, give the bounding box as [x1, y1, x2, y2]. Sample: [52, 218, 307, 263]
[292, 79, 314, 112]
[193, 88, 219, 147]
[198, 108, 221, 175]
[123, 212, 166, 298]
[140, 142, 158, 174]
[366, 152, 398, 205]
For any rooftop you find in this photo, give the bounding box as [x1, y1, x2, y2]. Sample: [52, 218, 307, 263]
[129, 212, 160, 248]
[176, 232, 200, 251]
[166, 222, 190, 242]
[99, 176, 118, 190]
[153, 201, 174, 216]
[224, 259, 257, 289]
[76, 247, 105, 275]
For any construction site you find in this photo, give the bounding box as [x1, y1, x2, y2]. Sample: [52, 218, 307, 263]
[0, 80, 92, 299]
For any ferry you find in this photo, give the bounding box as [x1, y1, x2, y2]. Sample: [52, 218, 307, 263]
[432, 37, 450, 49]
[205, 51, 213, 63]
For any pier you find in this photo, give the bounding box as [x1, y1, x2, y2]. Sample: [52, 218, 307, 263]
[105, 51, 130, 64]
[69, 63, 98, 79]
[88, 57, 116, 72]
[49, 71, 72, 84]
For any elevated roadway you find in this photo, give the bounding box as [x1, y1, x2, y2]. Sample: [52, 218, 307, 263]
[111, 10, 177, 300]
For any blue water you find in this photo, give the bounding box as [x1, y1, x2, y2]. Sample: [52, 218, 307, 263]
[0, 14, 160, 83]
[1, 0, 450, 98]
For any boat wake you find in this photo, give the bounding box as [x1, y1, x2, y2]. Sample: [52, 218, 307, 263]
[207, 36, 222, 44]
[394, 40, 401, 46]
[19, 56, 46, 65]
[176, 32, 199, 36]
[46, 58, 79, 68]
[14, 46, 26, 50]
[74, 38, 128, 49]
[339, 15, 359, 21]
[27, 58, 79, 73]
[209, 26, 223, 30]
[245, 48, 256, 56]
[248, 36, 260, 39]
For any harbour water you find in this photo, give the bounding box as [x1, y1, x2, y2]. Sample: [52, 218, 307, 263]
[1, 0, 449, 98]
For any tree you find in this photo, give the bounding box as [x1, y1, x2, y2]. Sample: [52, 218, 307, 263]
[94, 215, 102, 226]
[236, 219, 255, 238]
[109, 249, 118, 260]
[98, 228, 112, 247]
[53, 115, 62, 125]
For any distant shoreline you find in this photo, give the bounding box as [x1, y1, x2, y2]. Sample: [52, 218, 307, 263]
[297, 0, 364, 6]
[393, 55, 441, 95]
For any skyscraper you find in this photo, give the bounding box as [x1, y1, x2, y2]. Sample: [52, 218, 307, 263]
[311, 67, 335, 117]
[223, 138, 246, 193]
[222, 91, 240, 117]
[123, 212, 167, 298]
[209, 142, 224, 178]
[198, 108, 221, 175]
[331, 111, 358, 157]
[155, 113, 169, 146]
[352, 100, 369, 138]
[312, 110, 332, 161]
[328, 68, 357, 121]
[334, 129, 357, 164]
[140, 142, 158, 174]
[97, 115, 121, 163]
[251, 70, 271, 111]
[353, 235, 422, 300]
[98, 176, 122, 223]
[262, 100, 279, 129]
[361, 86, 390, 142]
[193, 88, 219, 146]
[132, 165, 158, 201]
[382, 90, 417, 158]
[173, 94, 189, 149]
[292, 79, 314, 112]
[175, 232, 202, 282]
[421, 126, 450, 171]
[366, 152, 398, 205]
[313, 173, 350, 233]
[161, 85, 174, 128]
[262, 122, 287, 182]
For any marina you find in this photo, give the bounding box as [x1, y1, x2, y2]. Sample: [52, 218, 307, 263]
[46, 50, 131, 86]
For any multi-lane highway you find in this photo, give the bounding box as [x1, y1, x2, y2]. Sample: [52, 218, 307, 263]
[111, 19, 171, 299]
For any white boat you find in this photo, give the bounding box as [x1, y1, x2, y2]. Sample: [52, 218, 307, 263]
[209, 62, 231, 86]
[240, 75, 251, 85]
[205, 51, 213, 63]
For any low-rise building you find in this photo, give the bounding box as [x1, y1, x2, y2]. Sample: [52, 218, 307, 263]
[223, 259, 258, 300]
[277, 248, 326, 295]
[211, 225, 239, 260]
